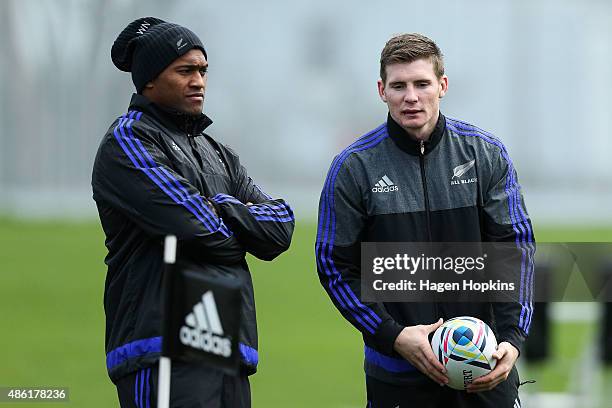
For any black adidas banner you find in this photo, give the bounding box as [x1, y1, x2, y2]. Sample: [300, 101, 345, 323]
[161, 263, 242, 375]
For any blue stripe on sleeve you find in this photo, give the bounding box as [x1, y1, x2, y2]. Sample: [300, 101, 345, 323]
[125, 113, 227, 235]
[139, 368, 144, 408]
[115, 113, 217, 233]
[145, 368, 150, 408]
[211, 194, 242, 205]
[134, 370, 139, 407]
[448, 119, 533, 331]
[315, 124, 388, 334]
[447, 118, 534, 332]
[106, 336, 258, 371]
[211, 193, 295, 223]
[364, 345, 417, 373]
[112, 112, 232, 238]
[106, 336, 162, 370]
[249, 202, 294, 222]
[239, 343, 259, 367]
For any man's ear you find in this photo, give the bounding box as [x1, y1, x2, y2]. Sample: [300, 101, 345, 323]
[377, 79, 387, 103]
[439, 75, 448, 98]
[141, 81, 154, 96]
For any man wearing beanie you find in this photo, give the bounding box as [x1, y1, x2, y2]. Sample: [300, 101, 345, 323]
[92, 17, 295, 407]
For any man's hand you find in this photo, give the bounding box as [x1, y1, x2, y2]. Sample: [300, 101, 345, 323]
[467, 341, 519, 393]
[393, 318, 448, 386]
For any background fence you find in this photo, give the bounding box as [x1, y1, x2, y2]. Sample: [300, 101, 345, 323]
[1, 0, 611, 223]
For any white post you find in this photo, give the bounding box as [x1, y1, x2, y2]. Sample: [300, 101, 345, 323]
[158, 235, 177, 408]
[157, 356, 172, 408]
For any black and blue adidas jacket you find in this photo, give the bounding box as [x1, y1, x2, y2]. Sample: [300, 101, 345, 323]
[92, 94, 294, 383]
[315, 113, 535, 384]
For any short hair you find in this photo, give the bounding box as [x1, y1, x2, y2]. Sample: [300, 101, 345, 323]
[379, 33, 445, 84]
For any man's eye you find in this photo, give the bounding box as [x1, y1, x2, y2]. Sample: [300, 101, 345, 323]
[199, 68, 208, 76]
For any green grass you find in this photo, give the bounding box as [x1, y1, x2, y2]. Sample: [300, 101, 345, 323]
[249, 222, 365, 407]
[0, 219, 610, 407]
[531, 222, 612, 242]
[0, 219, 111, 407]
[521, 322, 596, 393]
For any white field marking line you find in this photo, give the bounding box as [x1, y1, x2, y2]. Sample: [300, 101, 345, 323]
[551, 302, 600, 323]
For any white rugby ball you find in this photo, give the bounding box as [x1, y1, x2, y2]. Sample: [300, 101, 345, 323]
[430, 316, 497, 390]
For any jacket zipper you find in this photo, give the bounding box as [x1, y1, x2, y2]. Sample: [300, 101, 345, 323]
[187, 133, 228, 175]
[420, 140, 440, 321]
[419, 140, 432, 242]
[187, 133, 205, 171]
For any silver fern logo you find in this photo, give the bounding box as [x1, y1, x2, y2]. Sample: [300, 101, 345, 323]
[452, 160, 475, 179]
[176, 38, 187, 50]
[451, 160, 477, 186]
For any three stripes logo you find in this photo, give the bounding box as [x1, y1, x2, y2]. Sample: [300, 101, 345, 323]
[180, 291, 232, 357]
[371, 175, 399, 193]
[170, 141, 182, 152]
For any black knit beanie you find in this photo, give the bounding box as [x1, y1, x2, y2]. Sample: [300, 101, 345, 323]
[111, 17, 207, 92]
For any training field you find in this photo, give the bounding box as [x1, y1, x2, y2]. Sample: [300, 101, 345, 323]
[0, 219, 610, 407]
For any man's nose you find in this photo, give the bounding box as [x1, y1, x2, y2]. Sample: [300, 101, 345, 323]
[190, 72, 205, 88]
[404, 86, 418, 103]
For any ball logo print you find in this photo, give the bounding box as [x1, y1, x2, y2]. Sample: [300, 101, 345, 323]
[430, 316, 498, 390]
[179, 291, 232, 357]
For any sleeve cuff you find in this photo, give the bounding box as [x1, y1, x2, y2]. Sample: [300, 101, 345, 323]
[498, 326, 526, 357]
[373, 319, 405, 355]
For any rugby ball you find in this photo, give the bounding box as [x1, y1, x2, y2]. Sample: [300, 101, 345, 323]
[430, 316, 497, 390]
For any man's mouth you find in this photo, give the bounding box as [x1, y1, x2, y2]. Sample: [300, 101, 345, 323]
[186, 94, 204, 102]
[403, 109, 422, 115]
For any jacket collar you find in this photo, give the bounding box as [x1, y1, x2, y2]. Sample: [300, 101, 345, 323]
[387, 111, 446, 156]
[128, 93, 213, 137]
